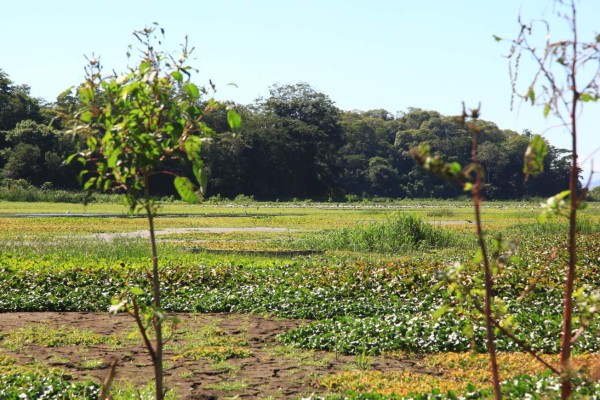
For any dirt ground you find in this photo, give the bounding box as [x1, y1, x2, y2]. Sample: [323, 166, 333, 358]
[0, 312, 423, 399]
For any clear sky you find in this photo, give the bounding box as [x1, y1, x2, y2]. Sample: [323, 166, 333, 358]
[2, 0, 599, 182]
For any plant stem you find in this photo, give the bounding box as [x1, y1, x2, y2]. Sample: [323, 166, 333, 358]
[470, 125, 502, 399]
[474, 189, 502, 399]
[474, 303, 560, 375]
[560, 6, 579, 398]
[145, 173, 164, 400]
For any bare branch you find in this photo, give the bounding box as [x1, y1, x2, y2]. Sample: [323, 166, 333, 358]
[517, 247, 559, 302]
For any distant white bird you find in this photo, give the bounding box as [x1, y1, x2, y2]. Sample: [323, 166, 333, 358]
[66, 210, 71, 214]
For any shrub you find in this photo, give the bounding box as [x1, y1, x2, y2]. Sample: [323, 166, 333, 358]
[305, 213, 457, 253]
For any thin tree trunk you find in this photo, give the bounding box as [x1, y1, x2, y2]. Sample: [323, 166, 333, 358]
[560, 5, 578, 397]
[470, 127, 502, 399]
[474, 188, 502, 399]
[145, 174, 164, 400]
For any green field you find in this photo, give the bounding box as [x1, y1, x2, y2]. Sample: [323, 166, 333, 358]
[0, 200, 598, 399]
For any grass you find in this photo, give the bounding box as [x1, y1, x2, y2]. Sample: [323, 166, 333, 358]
[267, 345, 334, 368]
[204, 380, 249, 391]
[425, 208, 456, 218]
[110, 381, 178, 400]
[507, 217, 600, 236]
[0, 326, 120, 350]
[169, 323, 253, 362]
[210, 360, 242, 375]
[354, 352, 374, 371]
[79, 358, 105, 370]
[299, 213, 462, 254]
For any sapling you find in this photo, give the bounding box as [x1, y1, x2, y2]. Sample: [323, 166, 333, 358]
[502, 1, 599, 396]
[64, 25, 240, 399]
[413, 1, 599, 398]
[412, 104, 502, 399]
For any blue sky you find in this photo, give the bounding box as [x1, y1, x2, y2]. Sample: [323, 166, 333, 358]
[2, 0, 599, 182]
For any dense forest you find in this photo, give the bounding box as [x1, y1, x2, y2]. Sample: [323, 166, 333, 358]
[0, 70, 572, 200]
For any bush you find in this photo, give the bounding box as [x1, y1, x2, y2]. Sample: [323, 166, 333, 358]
[0, 179, 118, 203]
[304, 213, 457, 253]
[587, 186, 600, 202]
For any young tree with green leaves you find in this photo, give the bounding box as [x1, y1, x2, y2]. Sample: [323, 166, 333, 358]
[413, 2, 599, 399]
[503, 1, 599, 397]
[64, 25, 240, 399]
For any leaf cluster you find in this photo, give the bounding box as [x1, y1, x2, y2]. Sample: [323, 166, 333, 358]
[65, 26, 240, 211]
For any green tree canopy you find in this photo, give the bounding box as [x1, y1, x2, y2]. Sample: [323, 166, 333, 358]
[0, 69, 42, 131]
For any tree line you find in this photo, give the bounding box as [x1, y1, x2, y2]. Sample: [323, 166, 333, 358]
[0, 71, 571, 200]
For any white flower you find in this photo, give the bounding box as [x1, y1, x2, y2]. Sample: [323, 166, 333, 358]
[108, 300, 127, 315]
[116, 75, 128, 85]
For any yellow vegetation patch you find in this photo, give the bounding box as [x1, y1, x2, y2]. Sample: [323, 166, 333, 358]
[170, 324, 253, 362]
[0, 325, 120, 350]
[0, 353, 17, 367]
[181, 345, 253, 361]
[319, 352, 598, 397]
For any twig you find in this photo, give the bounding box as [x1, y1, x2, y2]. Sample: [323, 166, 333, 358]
[517, 247, 559, 302]
[98, 358, 118, 400]
[130, 297, 157, 363]
[474, 303, 560, 375]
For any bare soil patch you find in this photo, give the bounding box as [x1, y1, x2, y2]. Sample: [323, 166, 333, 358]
[0, 312, 421, 399]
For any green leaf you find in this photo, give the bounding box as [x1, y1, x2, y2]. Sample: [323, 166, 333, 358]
[78, 87, 94, 104]
[65, 153, 79, 165]
[543, 103, 551, 118]
[555, 190, 571, 201]
[523, 134, 548, 183]
[462, 323, 474, 337]
[139, 61, 151, 74]
[58, 86, 75, 100]
[527, 87, 535, 104]
[197, 166, 208, 195]
[171, 70, 183, 83]
[501, 315, 516, 330]
[120, 84, 134, 101]
[183, 83, 201, 100]
[432, 304, 450, 320]
[184, 135, 202, 162]
[129, 287, 144, 296]
[83, 177, 97, 191]
[447, 162, 461, 176]
[227, 109, 242, 131]
[493, 35, 502, 42]
[107, 151, 119, 168]
[580, 92, 597, 102]
[472, 249, 484, 265]
[174, 176, 197, 203]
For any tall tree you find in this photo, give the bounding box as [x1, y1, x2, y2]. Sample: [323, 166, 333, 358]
[0, 69, 42, 131]
[241, 83, 342, 198]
